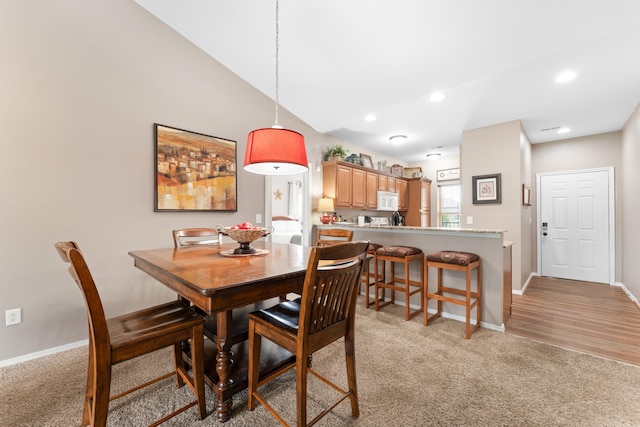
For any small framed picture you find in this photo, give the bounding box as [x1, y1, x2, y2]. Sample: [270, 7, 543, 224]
[360, 153, 373, 169]
[472, 173, 502, 204]
[522, 184, 531, 206]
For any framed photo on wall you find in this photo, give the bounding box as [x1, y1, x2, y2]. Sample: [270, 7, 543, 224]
[472, 173, 502, 204]
[154, 123, 237, 212]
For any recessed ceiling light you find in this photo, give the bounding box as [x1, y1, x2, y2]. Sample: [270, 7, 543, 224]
[430, 92, 445, 102]
[389, 135, 407, 144]
[555, 71, 577, 83]
[365, 114, 376, 122]
[557, 127, 571, 134]
[426, 153, 441, 160]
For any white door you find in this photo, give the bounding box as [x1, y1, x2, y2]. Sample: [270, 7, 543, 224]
[538, 169, 612, 284]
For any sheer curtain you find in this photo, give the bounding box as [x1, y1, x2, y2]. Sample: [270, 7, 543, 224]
[288, 180, 302, 218]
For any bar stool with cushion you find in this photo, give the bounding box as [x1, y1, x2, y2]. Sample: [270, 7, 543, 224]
[424, 250, 482, 339]
[315, 228, 354, 246]
[374, 246, 424, 320]
[360, 243, 385, 308]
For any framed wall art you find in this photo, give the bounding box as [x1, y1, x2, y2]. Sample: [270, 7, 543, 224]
[472, 173, 502, 204]
[154, 123, 237, 212]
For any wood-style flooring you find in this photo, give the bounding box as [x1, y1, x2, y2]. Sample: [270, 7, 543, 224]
[505, 275, 640, 366]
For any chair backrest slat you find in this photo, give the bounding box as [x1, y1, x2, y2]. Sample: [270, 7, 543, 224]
[315, 228, 354, 247]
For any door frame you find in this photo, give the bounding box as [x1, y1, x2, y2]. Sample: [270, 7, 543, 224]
[264, 164, 312, 246]
[536, 167, 615, 285]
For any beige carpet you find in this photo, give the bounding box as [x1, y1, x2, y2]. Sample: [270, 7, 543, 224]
[2, 298, 640, 426]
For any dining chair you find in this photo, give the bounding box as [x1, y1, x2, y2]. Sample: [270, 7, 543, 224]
[314, 228, 354, 246]
[54, 241, 207, 427]
[172, 227, 221, 248]
[247, 240, 369, 426]
[172, 228, 275, 345]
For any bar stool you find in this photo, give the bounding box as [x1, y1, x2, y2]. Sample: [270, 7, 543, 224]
[374, 246, 424, 320]
[424, 251, 481, 339]
[360, 243, 385, 308]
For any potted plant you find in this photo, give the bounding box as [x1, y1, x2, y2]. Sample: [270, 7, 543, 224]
[324, 144, 349, 161]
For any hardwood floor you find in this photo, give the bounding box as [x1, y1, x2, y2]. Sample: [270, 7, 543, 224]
[505, 275, 640, 366]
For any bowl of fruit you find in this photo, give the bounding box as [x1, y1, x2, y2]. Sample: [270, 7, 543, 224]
[216, 222, 273, 254]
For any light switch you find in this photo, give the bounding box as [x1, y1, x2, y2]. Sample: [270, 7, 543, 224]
[466, 216, 473, 225]
[256, 214, 262, 224]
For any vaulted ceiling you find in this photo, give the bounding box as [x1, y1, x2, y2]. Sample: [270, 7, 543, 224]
[135, 0, 640, 163]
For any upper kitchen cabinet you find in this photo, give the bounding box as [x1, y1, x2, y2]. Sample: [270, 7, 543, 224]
[404, 178, 431, 226]
[323, 161, 352, 207]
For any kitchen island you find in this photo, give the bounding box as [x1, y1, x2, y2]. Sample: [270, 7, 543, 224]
[316, 224, 509, 330]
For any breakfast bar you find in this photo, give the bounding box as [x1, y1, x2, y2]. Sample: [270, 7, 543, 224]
[316, 224, 509, 329]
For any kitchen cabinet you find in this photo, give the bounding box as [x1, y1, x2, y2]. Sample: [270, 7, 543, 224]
[404, 178, 431, 226]
[365, 171, 378, 209]
[352, 168, 366, 208]
[322, 160, 408, 210]
[378, 175, 388, 191]
[397, 179, 408, 211]
[323, 162, 352, 207]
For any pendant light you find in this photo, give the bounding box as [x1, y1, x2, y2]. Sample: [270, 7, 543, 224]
[244, 0, 308, 175]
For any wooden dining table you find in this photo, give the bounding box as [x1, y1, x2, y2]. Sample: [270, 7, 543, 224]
[129, 241, 311, 422]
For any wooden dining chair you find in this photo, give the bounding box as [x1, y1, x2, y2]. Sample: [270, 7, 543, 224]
[54, 241, 207, 427]
[247, 240, 369, 426]
[315, 228, 354, 247]
[172, 227, 221, 248]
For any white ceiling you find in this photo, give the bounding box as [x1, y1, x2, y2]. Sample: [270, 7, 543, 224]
[134, 0, 640, 163]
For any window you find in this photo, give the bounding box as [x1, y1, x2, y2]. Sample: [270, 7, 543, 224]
[438, 183, 461, 228]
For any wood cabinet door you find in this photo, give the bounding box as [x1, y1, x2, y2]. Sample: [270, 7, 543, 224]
[351, 168, 366, 208]
[365, 171, 378, 209]
[388, 177, 396, 192]
[335, 165, 352, 207]
[397, 179, 408, 210]
[378, 175, 388, 191]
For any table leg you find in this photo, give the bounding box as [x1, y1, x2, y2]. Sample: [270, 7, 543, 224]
[214, 310, 234, 422]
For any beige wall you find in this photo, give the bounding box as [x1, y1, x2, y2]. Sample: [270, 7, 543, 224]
[0, 0, 402, 362]
[621, 109, 640, 300]
[531, 132, 623, 282]
[461, 121, 528, 291]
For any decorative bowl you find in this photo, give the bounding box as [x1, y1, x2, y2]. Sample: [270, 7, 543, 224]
[216, 225, 273, 254]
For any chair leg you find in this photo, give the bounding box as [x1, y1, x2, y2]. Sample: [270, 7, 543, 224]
[82, 342, 95, 426]
[344, 331, 359, 417]
[296, 352, 310, 427]
[92, 362, 111, 427]
[247, 320, 261, 411]
[173, 344, 186, 388]
[190, 326, 207, 419]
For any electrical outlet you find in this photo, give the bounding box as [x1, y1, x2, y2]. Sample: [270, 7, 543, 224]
[6, 308, 21, 326]
[467, 216, 473, 225]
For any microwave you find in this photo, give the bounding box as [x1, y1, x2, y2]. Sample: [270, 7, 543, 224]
[377, 191, 398, 211]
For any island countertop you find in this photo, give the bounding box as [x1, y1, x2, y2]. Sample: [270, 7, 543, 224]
[314, 224, 509, 330]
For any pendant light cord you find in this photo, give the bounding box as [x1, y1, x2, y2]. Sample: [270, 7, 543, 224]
[273, 0, 281, 128]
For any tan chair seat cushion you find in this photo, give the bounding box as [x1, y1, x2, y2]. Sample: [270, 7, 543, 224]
[426, 251, 479, 265]
[376, 246, 423, 258]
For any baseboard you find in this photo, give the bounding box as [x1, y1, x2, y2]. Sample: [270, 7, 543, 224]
[512, 272, 538, 296]
[361, 291, 503, 331]
[0, 339, 88, 368]
[613, 281, 639, 304]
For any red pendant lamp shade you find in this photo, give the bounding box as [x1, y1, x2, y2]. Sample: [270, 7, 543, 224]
[244, 127, 308, 175]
